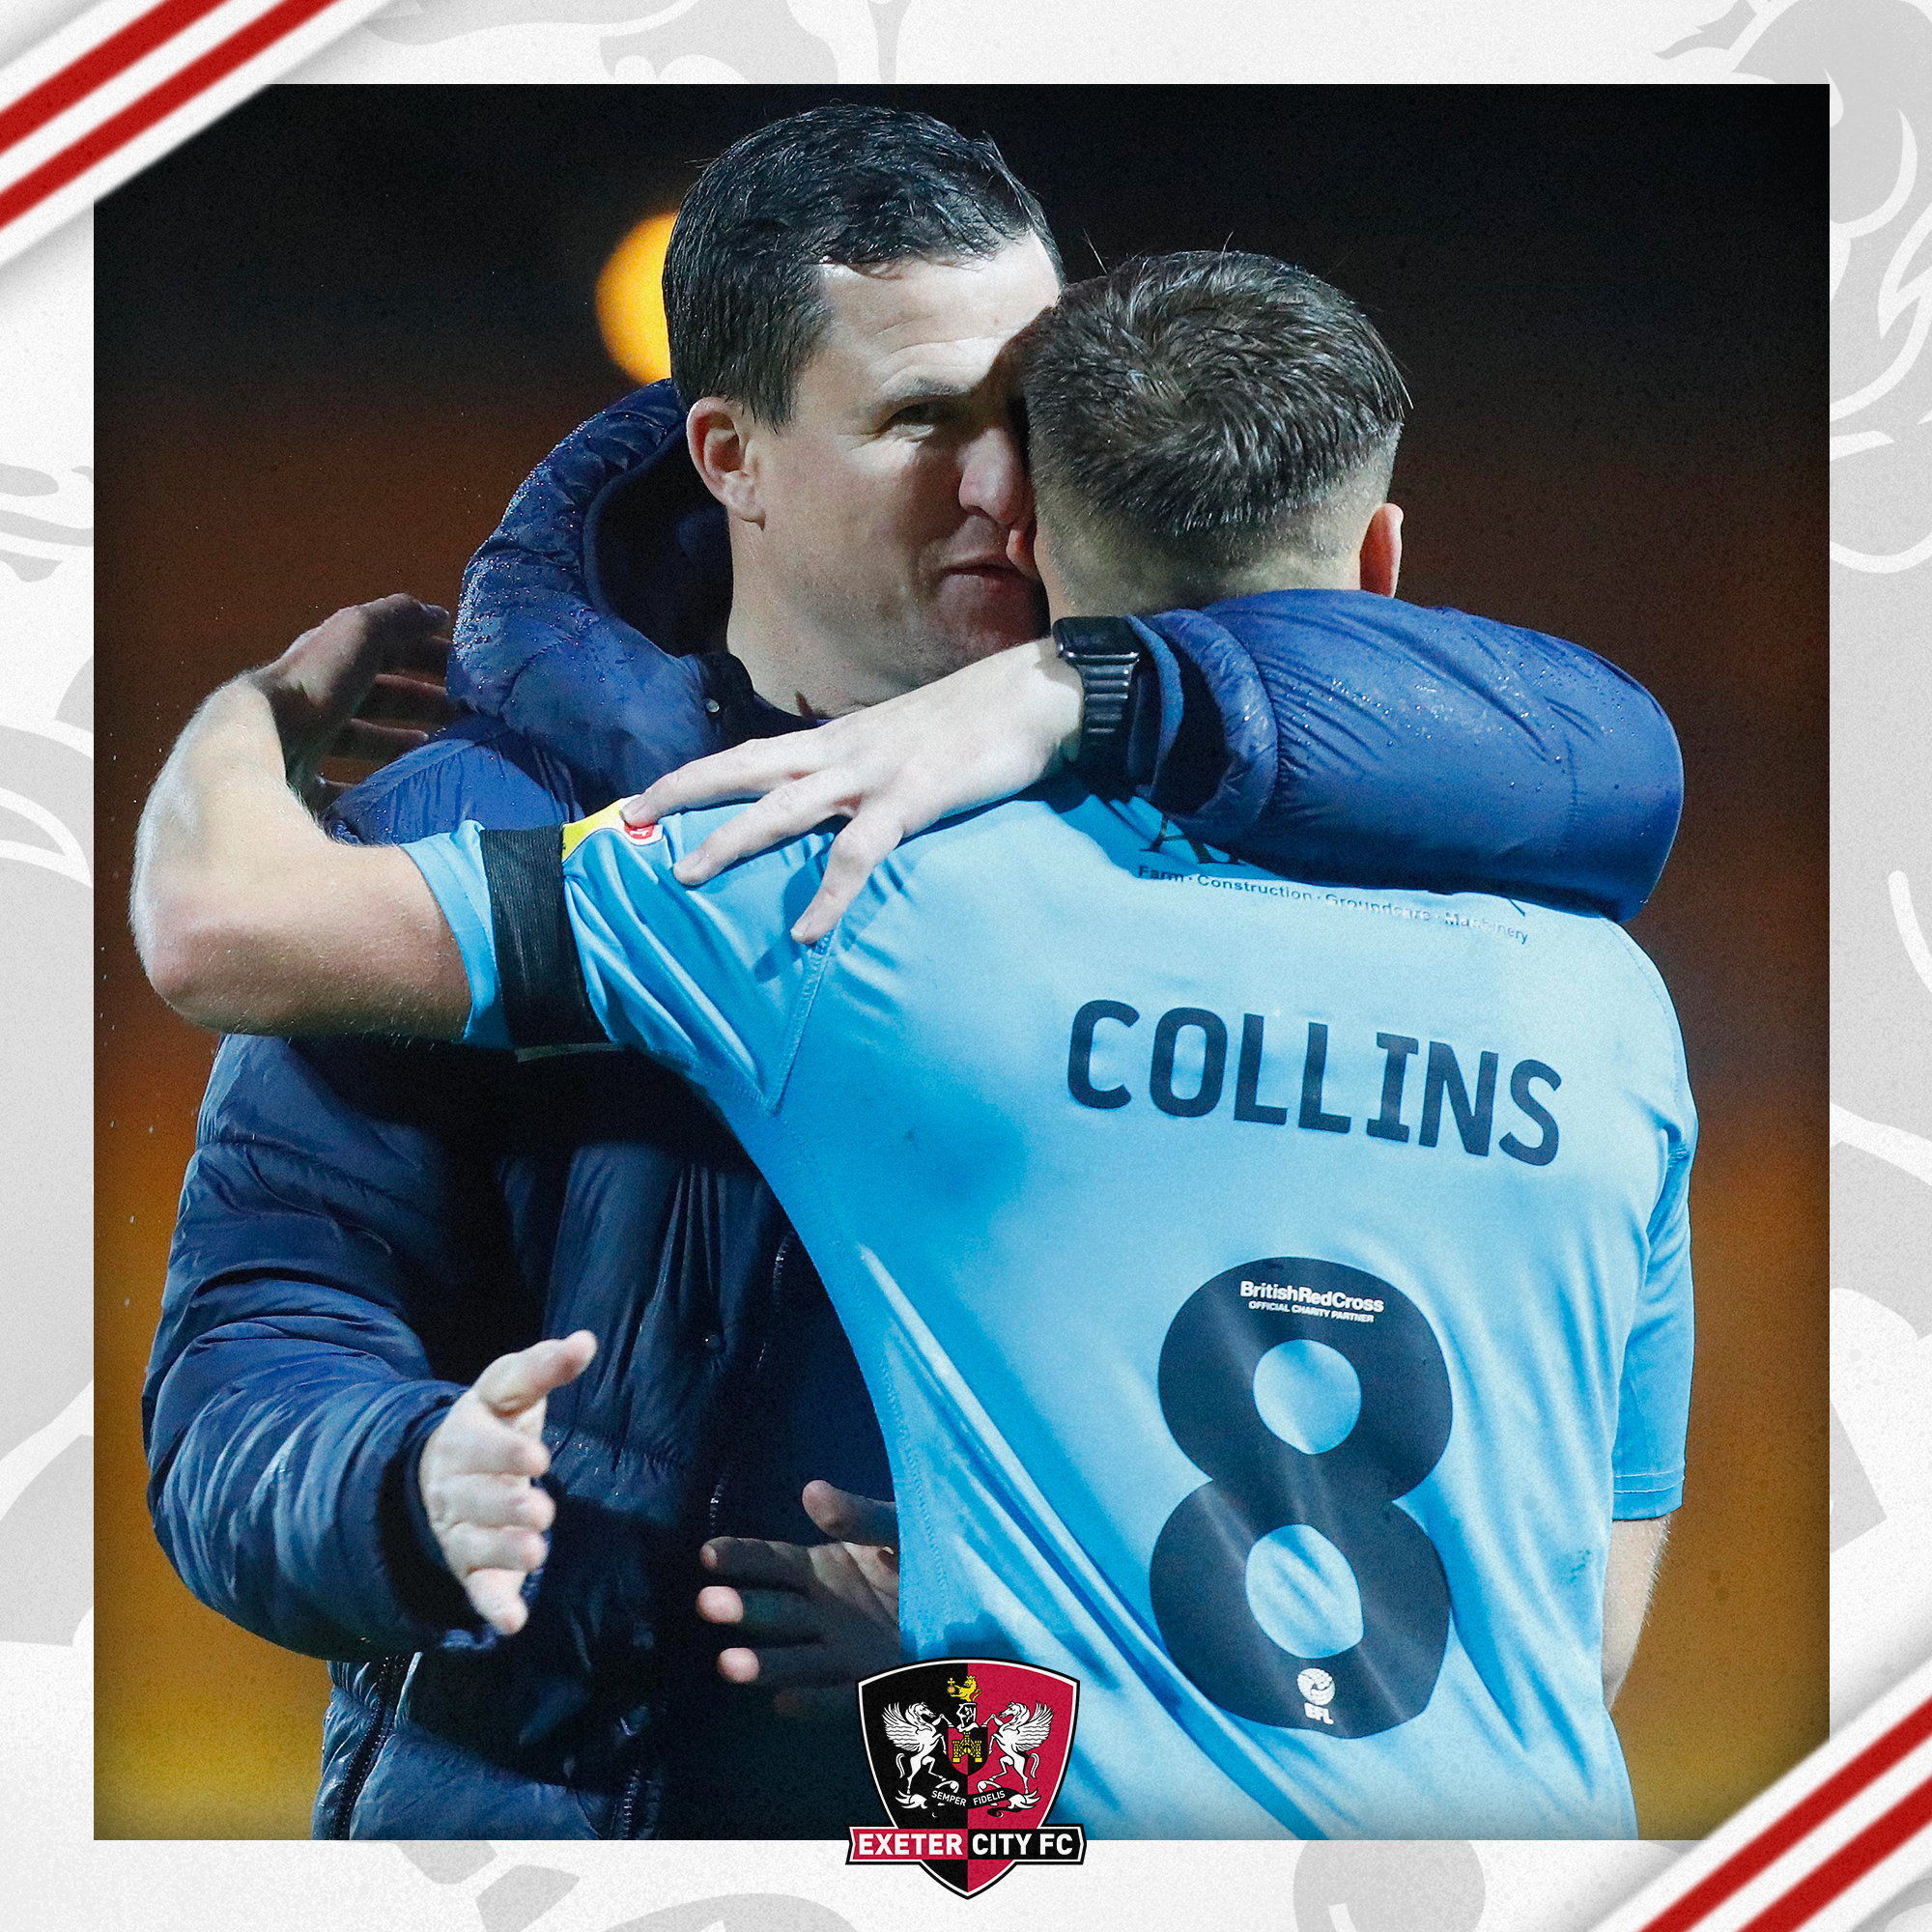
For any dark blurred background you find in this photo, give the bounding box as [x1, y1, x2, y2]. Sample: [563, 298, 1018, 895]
[96, 84, 1826, 1839]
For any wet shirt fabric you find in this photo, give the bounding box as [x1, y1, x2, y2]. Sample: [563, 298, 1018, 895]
[404, 788, 1695, 1840]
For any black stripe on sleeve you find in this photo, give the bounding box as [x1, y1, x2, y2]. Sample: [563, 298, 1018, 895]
[478, 826, 608, 1050]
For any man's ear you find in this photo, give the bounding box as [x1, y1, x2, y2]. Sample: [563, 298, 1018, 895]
[686, 397, 766, 526]
[1010, 510, 1041, 583]
[1359, 502, 1404, 598]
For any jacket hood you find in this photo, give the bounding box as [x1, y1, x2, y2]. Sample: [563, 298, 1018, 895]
[448, 382, 735, 798]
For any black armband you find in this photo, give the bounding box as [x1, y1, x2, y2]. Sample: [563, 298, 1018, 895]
[477, 827, 606, 1051]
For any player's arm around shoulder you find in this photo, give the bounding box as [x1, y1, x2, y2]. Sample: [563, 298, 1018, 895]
[132, 597, 471, 1040]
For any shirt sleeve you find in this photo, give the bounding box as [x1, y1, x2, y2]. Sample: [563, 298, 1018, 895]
[403, 807, 829, 1106]
[1611, 1137, 1696, 1519]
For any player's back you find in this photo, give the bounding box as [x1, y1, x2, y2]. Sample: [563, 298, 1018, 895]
[416, 782, 1695, 1839]
[722, 784, 1695, 1840]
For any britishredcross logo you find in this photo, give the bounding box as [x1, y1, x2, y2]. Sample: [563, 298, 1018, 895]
[850, 1660, 1086, 1898]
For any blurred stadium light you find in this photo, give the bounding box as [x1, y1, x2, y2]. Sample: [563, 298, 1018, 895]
[596, 209, 678, 385]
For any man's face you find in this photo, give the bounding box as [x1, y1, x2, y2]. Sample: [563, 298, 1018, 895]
[749, 236, 1061, 705]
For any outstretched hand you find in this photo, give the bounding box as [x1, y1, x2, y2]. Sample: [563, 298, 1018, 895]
[697, 1480, 901, 1719]
[418, 1331, 598, 1637]
[247, 594, 457, 810]
[622, 638, 1083, 943]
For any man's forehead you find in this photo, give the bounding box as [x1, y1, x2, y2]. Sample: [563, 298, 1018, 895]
[811, 242, 1059, 390]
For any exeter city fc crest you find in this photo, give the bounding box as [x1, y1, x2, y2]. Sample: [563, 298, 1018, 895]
[848, 1660, 1087, 1897]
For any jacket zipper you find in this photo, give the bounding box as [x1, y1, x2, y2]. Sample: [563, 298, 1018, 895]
[607, 1756, 662, 1842]
[609, 1232, 798, 1839]
[328, 1653, 411, 1838]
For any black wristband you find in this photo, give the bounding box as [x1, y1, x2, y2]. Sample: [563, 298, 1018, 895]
[1052, 616, 1149, 793]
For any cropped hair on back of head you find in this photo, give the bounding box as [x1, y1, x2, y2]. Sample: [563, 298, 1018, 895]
[664, 102, 1062, 425]
[1021, 251, 1410, 604]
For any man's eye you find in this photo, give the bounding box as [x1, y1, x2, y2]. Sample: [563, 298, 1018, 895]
[888, 402, 949, 429]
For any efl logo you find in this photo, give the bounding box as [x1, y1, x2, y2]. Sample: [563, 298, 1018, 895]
[849, 1660, 1087, 1898]
[623, 819, 664, 845]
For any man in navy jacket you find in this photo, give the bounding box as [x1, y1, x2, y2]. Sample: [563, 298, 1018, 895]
[142, 105, 1681, 1839]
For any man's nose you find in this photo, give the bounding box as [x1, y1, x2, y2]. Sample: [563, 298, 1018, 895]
[957, 420, 1032, 535]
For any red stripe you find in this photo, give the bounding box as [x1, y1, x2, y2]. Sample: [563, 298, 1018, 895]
[0, 0, 234, 157]
[0, 0, 342, 235]
[1736, 1771, 1932, 1932]
[1638, 1696, 1932, 1932]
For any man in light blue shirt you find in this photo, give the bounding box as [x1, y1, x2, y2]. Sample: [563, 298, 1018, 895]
[135, 253, 1691, 1836]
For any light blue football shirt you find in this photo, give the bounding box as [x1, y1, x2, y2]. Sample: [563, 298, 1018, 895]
[405, 781, 1695, 1840]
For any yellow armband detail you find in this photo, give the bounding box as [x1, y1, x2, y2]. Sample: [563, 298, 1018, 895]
[560, 802, 628, 861]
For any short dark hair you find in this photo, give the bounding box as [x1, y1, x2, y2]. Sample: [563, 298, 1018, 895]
[1021, 252, 1409, 600]
[665, 103, 1061, 424]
